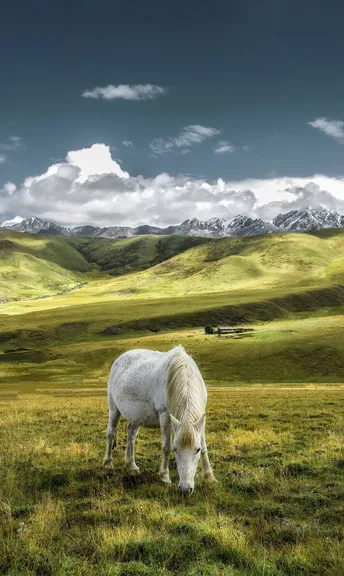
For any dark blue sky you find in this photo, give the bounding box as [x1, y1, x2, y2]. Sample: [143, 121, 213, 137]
[1, 0, 344, 190]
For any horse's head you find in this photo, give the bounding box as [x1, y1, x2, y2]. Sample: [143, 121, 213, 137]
[170, 413, 205, 495]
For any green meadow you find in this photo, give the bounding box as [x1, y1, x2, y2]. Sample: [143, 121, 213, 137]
[0, 228, 344, 575]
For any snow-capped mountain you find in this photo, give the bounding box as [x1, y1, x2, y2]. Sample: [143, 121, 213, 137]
[272, 208, 344, 232]
[1, 216, 67, 235]
[94, 226, 137, 239]
[2, 208, 344, 239]
[226, 216, 274, 237]
[1, 216, 25, 228]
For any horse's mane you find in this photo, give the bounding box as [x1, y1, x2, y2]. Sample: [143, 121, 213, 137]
[166, 345, 205, 435]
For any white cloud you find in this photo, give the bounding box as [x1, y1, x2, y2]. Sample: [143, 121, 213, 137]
[308, 117, 344, 142]
[122, 140, 133, 147]
[82, 84, 165, 101]
[0, 135, 23, 155]
[151, 125, 221, 155]
[214, 141, 235, 154]
[3, 182, 16, 195]
[0, 154, 6, 164]
[1, 143, 344, 228]
[66, 143, 129, 181]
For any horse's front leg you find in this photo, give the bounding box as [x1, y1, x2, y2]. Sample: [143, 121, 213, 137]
[103, 404, 121, 467]
[125, 422, 140, 473]
[159, 412, 172, 484]
[201, 433, 217, 482]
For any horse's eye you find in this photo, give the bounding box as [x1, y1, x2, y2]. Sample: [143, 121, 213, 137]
[196, 448, 201, 454]
[173, 447, 178, 453]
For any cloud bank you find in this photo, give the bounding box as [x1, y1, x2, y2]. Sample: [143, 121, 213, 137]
[1, 143, 344, 227]
[82, 84, 165, 101]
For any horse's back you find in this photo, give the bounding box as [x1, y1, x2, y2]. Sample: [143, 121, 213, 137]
[108, 348, 164, 385]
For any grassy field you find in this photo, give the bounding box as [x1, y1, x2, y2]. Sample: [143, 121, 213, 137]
[0, 228, 344, 574]
[1, 385, 344, 575]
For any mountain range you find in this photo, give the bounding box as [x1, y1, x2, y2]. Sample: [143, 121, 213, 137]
[2, 208, 344, 239]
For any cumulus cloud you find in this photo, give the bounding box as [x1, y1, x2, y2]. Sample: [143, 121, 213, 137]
[82, 84, 165, 101]
[308, 117, 344, 142]
[151, 125, 221, 155]
[214, 141, 235, 154]
[1, 143, 344, 228]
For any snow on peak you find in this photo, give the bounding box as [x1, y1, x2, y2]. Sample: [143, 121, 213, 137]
[1, 216, 24, 227]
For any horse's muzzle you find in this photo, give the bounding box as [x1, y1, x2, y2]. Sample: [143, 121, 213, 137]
[178, 484, 194, 496]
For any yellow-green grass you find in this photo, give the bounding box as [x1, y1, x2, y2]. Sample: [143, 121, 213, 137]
[0, 252, 85, 300]
[1, 386, 344, 575]
[0, 229, 90, 272]
[1, 229, 344, 573]
[65, 234, 207, 276]
[2, 228, 344, 302]
[0, 230, 90, 299]
[1, 313, 344, 392]
[90, 230, 344, 299]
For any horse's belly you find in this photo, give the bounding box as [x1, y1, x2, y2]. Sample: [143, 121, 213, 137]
[116, 395, 160, 428]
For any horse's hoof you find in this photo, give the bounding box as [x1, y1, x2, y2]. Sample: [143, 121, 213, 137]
[161, 475, 172, 484]
[127, 464, 140, 474]
[205, 474, 218, 483]
[103, 458, 113, 468]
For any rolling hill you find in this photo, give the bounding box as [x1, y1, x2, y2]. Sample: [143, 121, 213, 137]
[78, 228, 344, 300]
[0, 229, 90, 299]
[65, 234, 207, 276]
[1, 227, 344, 302]
[0, 227, 344, 389]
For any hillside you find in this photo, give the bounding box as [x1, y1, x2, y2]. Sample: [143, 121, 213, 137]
[65, 234, 207, 275]
[0, 227, 344, 390]
[0, 229, 90, 299]
[86, 229, 344, 299]
[0, 230, 208, 299]
[1, 227, 344, 302]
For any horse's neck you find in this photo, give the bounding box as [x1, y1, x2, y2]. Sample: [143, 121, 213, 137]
[165, 350, 204, 422]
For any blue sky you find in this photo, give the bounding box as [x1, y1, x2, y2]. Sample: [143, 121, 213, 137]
[1, 0, 344, 226]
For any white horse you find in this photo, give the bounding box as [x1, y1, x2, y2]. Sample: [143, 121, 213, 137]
[103, 345, 216, 494]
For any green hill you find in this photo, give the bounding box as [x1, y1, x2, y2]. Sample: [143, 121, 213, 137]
[0, 228, 344, 390]
[65, 234, 207, 275]
[1, 227, 344, 302]
[97, 230, 344, 299]
[0, 230, 90, 299]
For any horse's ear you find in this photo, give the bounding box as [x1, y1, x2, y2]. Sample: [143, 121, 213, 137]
[193, 413, 206, 433]
[169, 414, 181, 432]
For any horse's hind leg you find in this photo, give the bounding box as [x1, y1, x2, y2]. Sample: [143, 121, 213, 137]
[103, 404, 121, 467]
[125, 423, 140, 473]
